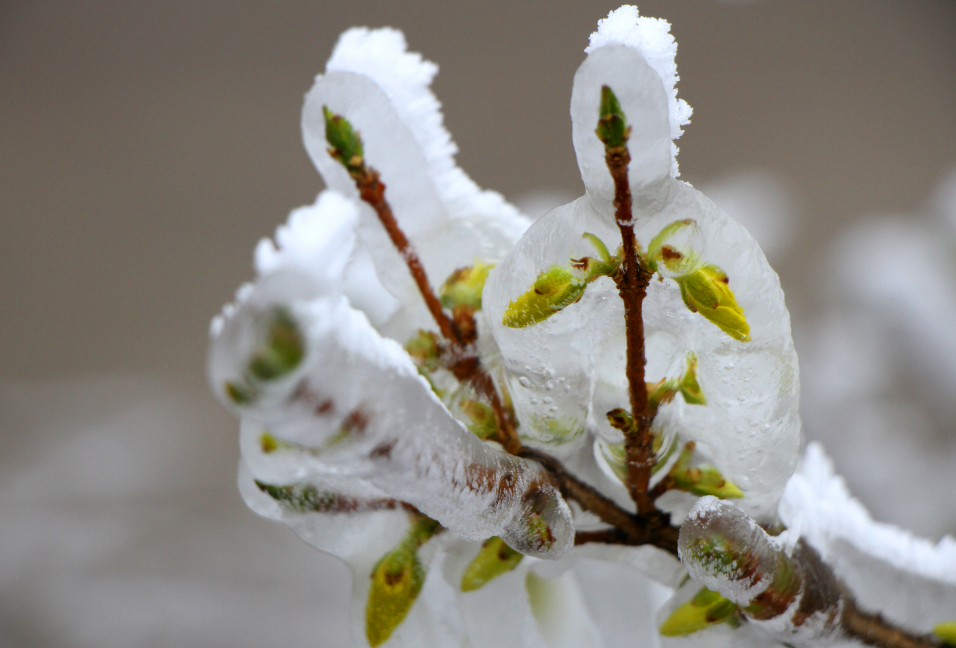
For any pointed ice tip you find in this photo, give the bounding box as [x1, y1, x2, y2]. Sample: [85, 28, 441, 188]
[595, 85, 629, 148]
[322, 105, 364, 171]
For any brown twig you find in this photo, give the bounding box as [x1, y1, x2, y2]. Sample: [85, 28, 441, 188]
[842, 599, 940, 648]
[605, 142, 656, 515]
[353, 167, 459, 343]
[518, 446, 679, 555]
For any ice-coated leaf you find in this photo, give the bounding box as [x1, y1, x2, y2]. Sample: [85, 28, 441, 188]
[678, 352, 706, 405]
[214, 270, 573, 559]
[668, 442, 743, 500]
[460, 536, 523, 592]
[658, 587, 738, 636]
[647, 218, 703, 278]
[324, 106, 365, 175]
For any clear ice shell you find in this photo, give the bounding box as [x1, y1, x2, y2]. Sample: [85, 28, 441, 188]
[486, 183, 800, 519]
[214, 272, 573, 558]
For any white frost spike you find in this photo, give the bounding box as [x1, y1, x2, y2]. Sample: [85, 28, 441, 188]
[586, 5, 692, 178]
[485, 12, 800, 518]
[213, 272, 573, 559]
[302, 27, 530, 342]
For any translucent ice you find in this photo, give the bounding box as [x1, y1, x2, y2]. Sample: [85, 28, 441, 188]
[484, 24, 800, 518]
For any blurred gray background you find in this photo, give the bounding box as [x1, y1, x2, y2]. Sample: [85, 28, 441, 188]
[1, 1, 954, 646]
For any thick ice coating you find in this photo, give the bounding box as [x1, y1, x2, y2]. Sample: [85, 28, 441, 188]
[484, 13, 800, 518]
[301, 27, 530, 344]
[210, 206, 573, 558]
[680, 497, 845, 646]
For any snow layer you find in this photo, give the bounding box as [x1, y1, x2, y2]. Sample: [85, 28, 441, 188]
[781, 443, 956, 635]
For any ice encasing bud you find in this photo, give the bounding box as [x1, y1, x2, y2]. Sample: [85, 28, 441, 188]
[679, 497, 843, 645]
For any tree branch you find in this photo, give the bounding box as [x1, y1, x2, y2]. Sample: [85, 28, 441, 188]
[842, 599, 941, 648]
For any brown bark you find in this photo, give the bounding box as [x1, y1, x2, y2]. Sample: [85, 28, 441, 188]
[842, 599, 941, 648]
[605, 145, 656, 515]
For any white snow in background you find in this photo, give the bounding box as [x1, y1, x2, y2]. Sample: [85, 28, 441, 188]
[781, 442, 956, 585]
[586, 5, 692, 177]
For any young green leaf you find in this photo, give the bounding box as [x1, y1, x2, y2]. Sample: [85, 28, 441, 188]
[460, 536, 524, 592]
[459, 399, 498, 440]
[365, 515, 439, 647]
[675, 264, 751, 342]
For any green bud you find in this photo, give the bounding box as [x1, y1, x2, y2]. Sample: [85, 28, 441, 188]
[366, 543, 425, 647]
[935, 621, 956, 646]
[323, 106, 364, 175]
[675, 264, 751, 342]
[502, 266, 587, 328]
[595, 85, 629, 148]
[460, 536, 524, 592]
[247, 307, 306, 382]
[439, 261, 494, 310]
[659, 587, 739, 636]
[404, 329, 441, 372]
[460, 399, 498, 440]
[679, 352, 707, 405]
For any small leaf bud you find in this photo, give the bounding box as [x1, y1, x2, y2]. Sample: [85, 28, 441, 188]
[595, 85, 630, 149]
[323, 105, 365, 175]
